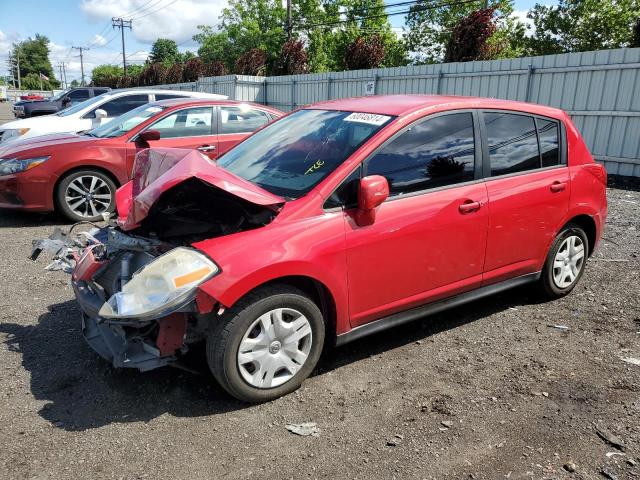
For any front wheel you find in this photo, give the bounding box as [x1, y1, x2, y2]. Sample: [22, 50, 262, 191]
[56, 169, 116, 222]
[539, 223, 589, 298]
[207, 285, 325, 403]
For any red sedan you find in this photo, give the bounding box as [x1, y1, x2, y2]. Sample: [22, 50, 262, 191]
[34, 95, 607, 402]
[0, 99, 281, 221]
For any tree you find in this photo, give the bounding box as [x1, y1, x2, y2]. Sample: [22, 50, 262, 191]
[194, 26, 234, 68]
[149, 38, 180, 65]
[183, 57, 205, 81]
[165, 62, 184, 84]
[203, 60, 228, 76]
[70, 79, 80, 87]
[140, 63, 168, 86]
[405, 0, 518, 63]
[445, 8, 498, 62]
[273, 39, 309, 75]
[91, 65, 124, 87]
[10, 34, 60, 89]
[234, 48, 267, 75]
[344, 35, 385, 70]
[527, 0, 640, 55]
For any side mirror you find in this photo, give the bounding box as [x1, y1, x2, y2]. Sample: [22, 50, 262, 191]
[94, 108, 108, 119]
[355, 175, 389, 226]
[62, 97, 71, 107]
[136, 129, 161, 147]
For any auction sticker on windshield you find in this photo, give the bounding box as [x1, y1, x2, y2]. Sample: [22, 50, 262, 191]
[344, 112, 391, 126]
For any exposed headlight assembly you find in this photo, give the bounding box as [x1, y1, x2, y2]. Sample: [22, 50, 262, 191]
[0, 155, 50, 176]
[0, 128, 30, 143]
[99, 247, 219, 320]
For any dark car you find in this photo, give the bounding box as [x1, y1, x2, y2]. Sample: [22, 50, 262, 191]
[13, 87, 111, 118]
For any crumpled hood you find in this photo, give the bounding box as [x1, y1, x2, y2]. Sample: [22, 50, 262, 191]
[117, 148, 285, 230]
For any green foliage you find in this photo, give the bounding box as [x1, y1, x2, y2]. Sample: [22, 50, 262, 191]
[527, 0, 640, 55]
[91, 65, 124, 87]
[149, 38, 181, 65]
[70, 79, 80, 87]
[405, 0, 518, 63]
[10, 34, 60, 89]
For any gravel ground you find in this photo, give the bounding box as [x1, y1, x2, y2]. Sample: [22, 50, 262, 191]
[0, 98, 638, 479]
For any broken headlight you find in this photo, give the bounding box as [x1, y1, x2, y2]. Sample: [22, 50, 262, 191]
[0, 155, 49, 176]
[99, 247, 219, 319]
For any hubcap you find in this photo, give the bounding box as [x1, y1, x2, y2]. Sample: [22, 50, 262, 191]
[65, 175, 112, 218]
[552, 235, 585, 288]
[237, 308, 313, 389]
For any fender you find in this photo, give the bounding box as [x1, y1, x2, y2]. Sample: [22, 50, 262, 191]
[198, 259, 351, 335]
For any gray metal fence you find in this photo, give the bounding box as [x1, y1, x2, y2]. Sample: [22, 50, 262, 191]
[162, 48, 640, 177]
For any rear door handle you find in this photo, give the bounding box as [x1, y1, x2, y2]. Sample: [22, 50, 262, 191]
[459, 200, 481, 214]
[550, 181, 567, 192]
[197, 145, 216, 152]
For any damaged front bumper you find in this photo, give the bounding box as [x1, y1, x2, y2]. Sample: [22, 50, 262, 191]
[31, 226, 219, 372]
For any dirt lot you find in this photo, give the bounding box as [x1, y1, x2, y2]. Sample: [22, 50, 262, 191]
[0, 99, 639, 479]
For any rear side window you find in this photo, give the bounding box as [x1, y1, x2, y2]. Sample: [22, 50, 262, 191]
[93, 94, 150, 118]
[68, 89, 90, 102]
[155, 94, 188, 101]
[366, 112, 476, 196]
[538, 118, 560, 167]
[219, 106, 269, 134]
[485, 112, 539, 176]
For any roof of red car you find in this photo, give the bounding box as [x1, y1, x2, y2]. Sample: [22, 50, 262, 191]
[307, 94, 565, 118]
[152, 97, 281, 113]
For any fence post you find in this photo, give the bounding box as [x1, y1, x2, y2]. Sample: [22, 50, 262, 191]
[327, 75, 332, 101]
[373, 73, 379, 95]
[263, 78, 268, 105]
[291, 79, 296, 110]
[232, 75, 238, 100]
[525, 64, 535, 102]
[436, 70, 444, 95]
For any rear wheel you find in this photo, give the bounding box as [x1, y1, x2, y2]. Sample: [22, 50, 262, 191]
[539, 223, 589, 298]
[207, 285, 325, 403]
[56, 169, 116, 222]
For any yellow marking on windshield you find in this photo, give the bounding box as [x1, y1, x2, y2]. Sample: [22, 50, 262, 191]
[305, 159, 325, 175]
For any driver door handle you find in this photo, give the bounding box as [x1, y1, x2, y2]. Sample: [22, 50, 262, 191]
[550, 181, 567, 192]
[197, 145, 216, 152]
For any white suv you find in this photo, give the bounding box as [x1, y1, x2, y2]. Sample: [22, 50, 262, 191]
[0, 89, 226, 145]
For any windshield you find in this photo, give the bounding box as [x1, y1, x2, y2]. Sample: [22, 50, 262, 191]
[88, 104, 167, 138]
[56, 93, 110, 117]
[50, 89, 70, 101]
[218, 109, 393, 198]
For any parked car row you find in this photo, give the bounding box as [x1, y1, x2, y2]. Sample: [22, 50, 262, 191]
[29, 94, 607, 403]
[12, 87, 111, 118]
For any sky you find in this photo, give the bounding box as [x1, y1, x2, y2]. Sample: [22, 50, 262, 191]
[0, 0, 545, 86]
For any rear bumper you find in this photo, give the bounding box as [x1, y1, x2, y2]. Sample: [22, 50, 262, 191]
[0, 173, 54, 211]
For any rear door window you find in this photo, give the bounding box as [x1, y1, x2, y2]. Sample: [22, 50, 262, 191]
[366, 112, 476, 196]
[68, 89, 90, 103]
[484, 112, 540, 176]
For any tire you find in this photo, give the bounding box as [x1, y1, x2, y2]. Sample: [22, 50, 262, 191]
[539, 223, 589, 299]
[207, 285, 325, 403]
[56, 169, 117, 222]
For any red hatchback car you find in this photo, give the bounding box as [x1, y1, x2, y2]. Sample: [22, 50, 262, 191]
[34, 95, 607, 402]
[0, 99, 281, 221]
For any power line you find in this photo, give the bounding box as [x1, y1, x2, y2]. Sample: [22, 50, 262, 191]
[297, 0, 477, 29]
[130, 0, 180, 20]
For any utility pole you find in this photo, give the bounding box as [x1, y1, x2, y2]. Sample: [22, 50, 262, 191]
[286, 0, 292, 40]
[14, 49, 21, 90]
[58, 64, 65, 89]
[62, 62, 68, 89]
[112, 17, 133, 76]
[72, 46, 89, 86]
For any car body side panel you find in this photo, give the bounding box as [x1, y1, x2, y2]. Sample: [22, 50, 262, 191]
[195, 208, 352, 334]
[482, 167, 571, 284]
[344, 182, 489, 326]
